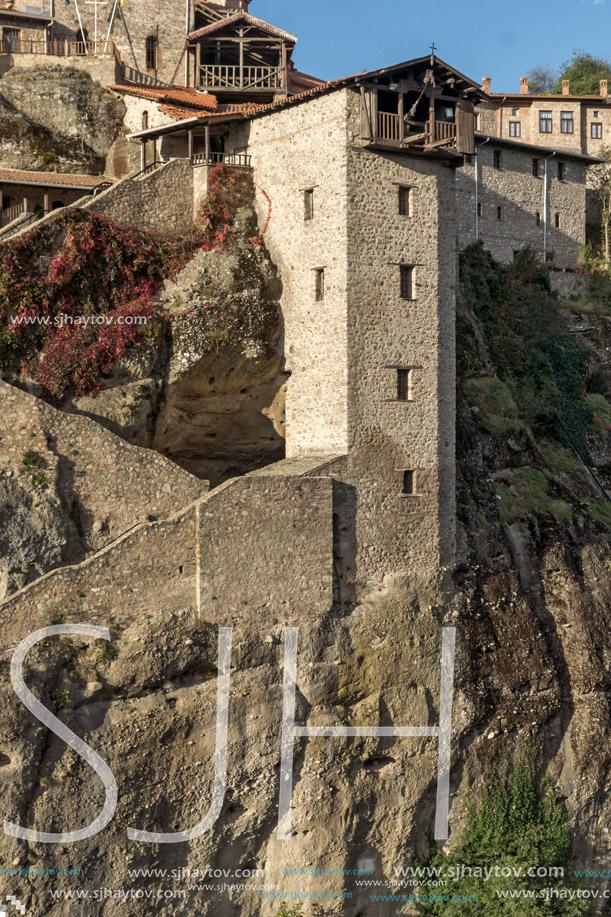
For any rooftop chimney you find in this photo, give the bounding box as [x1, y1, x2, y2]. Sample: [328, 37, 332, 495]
[562, 80, 570, 95]
[482, 76, 491, 94]
[520, 76, 529, 95]
[601, 79, 608, 98]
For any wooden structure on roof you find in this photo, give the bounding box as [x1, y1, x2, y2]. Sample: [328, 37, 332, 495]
[359, 55, 483, 156]
[188, 2, 297, 101]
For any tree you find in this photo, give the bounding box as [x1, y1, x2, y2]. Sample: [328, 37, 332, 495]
[414, 759, 595, 916]
[527, 64, 558, 95]
[553, 51, 611, 95]
[587, 146, 611, 262]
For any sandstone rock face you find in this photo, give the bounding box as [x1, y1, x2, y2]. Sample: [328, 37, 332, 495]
[0, 66, 125, 174]
[0, 295, 609, 915]
[71, 240, 286, 485]
[0, 381, 206, 596]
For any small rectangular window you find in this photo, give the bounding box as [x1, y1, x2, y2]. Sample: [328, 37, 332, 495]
[145, 35, 158, 70]
[314, 268, 324, 301]
[594, 110, 600, 118]
[477, 202, 482, 217]
[560, 112, 574, 134]
[555, 212, 561, 228]
[402, 470, 416, 495]
[497, 206, 503, 221]
[463, 153, 475, 165]
[511, 108, 518, 117]
[539, 111, 553, 133]
[396, 368, 414, 402]
[493, 150, 502, 169]
[398, 186, 411, 216]
[400, 265, 414, 300]
[557, 162, 565, 181]
[509, 121, 521, 138]
[304, 189, 314, 221]
[591, 122, 603, 139]
[532, 158, 540, 177]
[536, 212, 541, 225]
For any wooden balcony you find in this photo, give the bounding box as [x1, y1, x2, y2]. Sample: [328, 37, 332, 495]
[199, 64, 284, 92]
[0, 38, 116, 57]
[191, 151, 251, 168]
[375, 112, 457, 149]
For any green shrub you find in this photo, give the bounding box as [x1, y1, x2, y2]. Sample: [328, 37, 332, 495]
[460, 244, 593, 455]
[20, 449, 41, 471]
[414, 759, 594, 916]
[494, 468, 573, 525]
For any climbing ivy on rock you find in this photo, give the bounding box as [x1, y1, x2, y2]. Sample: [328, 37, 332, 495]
[0, 166, 256, 400]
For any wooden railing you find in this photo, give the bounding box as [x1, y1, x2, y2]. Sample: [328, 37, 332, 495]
[432, 121, 456, 143]
[0, 38, 115, 57]
[374, 111, 457, 148]
[123, 65, 170, 88]
[191, 151, 251, 168]
[0, 203, 25, 228]
[199, 64, 284, 91]
[377, 112, 402, 143]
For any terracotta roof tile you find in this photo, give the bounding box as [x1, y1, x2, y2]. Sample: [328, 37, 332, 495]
[109, 84, 218, 110]
[0, 169, 111, 187]
[159, 103, 205, 120]
[189, 12, 297, 43]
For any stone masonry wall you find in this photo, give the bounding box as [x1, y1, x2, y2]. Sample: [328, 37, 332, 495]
[0, 184, 87, 213]
[478, 97, 611, 158]
[84, 158, 194, 234]
[228, 88, 457, 583]
[0, 381, 207, 554]
[344, 87, 457, 580]
[0, 52, 119, 87]
[48, 0, 190, 86]
[0, 474, 335, 650]
[456, 145, 586, 266]
[229, 91, 350, 456]
[549, 271, 590, 299]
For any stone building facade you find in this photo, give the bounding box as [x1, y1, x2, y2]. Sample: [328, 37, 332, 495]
[478, 75, 611, 158]
[224, 79, 460, 580]
[456, 137, 590, 266]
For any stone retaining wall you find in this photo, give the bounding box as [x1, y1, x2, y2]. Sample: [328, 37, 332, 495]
[0, 474, 334, 649]
[549, 271, 590, 299]
[84, 158, 194, 234]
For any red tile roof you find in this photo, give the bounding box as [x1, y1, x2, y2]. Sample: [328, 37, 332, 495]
[109, 84, 218, 110]
[189, 12, 297, 43]
[288, 68, 325, 92]
[159, 103, 206, 120]
[488, 92, 611, 102]
[0, 169, 111, 188]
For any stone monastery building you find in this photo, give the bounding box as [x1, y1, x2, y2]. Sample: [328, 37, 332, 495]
[0, 0, 603, 593]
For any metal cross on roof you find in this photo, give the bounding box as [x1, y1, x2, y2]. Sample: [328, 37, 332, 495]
[430, 42, 437, 55]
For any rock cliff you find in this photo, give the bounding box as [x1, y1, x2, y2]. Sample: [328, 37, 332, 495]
[0, 66, 125, 174]
[0, 245, 610, 916]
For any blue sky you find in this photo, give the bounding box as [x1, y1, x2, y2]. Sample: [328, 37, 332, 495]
[255, 0, 610, 92]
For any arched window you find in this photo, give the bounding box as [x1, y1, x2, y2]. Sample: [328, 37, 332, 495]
[142, 110, 149, 130]
[145, 35, 157, 70]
